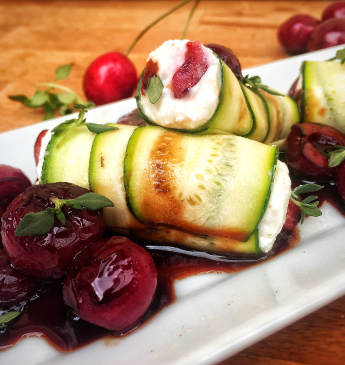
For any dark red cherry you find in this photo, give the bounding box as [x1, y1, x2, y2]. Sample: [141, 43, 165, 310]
[282, 198, 301, 231]
[117, 109, 147, 126]
[307, 18, 345, 51]
[205, 43, 243, 81]
[83, 52, 138, 106]
[0, 249, 42, 308]
[1, 182, 106, 280]
[34, 129, 48, 166]
[285, 122, 345, 181]
[63, 236, 157, 332]
[172, 40, 208, 99]
[322, 1, 345, 21]
[278, 14, 319, 55]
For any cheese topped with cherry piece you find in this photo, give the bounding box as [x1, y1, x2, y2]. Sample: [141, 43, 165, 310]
[139, 39, 221, 130]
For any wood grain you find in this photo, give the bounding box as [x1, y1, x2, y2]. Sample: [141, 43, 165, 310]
[1, 1, 345, 365]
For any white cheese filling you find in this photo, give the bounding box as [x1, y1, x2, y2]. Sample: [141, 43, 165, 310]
[140, 39, 222, 130]
[258, 160, 291, 253]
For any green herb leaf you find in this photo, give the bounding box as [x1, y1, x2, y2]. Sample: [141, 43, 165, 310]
[31, 91, 49, 107]
[8, 94, 35, 108]
[86, 123, 119, 134]
[328, 147, 345, 167]
[55, 64, 73, 80]
[335, 48, 345, 64]
[56, 93, 77, 105]
[0, 311, 21, 326]
[74, 193, 114, 210]
[293, 183, 323, 195]
[147, 75, 164, 104]
[242, 75, 285, 96]
[290, 183, 323, 224]
[15, 210, 55, 236]
[56, 210, 66, 225]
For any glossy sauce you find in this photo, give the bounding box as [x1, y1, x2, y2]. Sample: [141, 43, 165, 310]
[0, 182, 342, 353]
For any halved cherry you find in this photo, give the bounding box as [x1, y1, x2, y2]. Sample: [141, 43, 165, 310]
[285, 123, 345, 181]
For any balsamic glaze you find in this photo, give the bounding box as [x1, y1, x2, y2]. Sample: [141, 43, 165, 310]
[0, 182, 342, 353]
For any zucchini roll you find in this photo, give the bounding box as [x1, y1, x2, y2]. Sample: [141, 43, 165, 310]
[38, 122, 291, 256]
[292, 61, 345, 133]
[136, 40, 299, 144]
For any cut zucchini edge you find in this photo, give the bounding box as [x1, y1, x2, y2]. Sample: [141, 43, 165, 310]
[136, 58, 253, 135]
[130, 227, 262, 255]
[124, 125, 279, 242]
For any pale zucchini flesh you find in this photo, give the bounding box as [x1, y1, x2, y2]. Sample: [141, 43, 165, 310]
[124, 125, 278, 242]
[40, 123, 95, 188]
[89, 124, 146, 230]
[302, 61, 345, 133]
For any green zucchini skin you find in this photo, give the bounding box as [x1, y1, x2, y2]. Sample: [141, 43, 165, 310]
[41, 121, 95, 188]
[136, 58, 253, 135]
[301, 61, 345, 133]
[124, 125, 278, 242]
[136, 56, 299, 144]
[89, 123, 146, 230]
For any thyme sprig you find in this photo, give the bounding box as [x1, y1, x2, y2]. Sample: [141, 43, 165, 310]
[290, 183, 323, 224]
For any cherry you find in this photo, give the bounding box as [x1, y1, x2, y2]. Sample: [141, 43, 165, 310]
[83, 52, 138, 106]
[282, 198, 301, 231]
[285, 122, 345, 181]
[278, 14, 319, 55]
[34, 129, 48, 166]
[336, 160, 345, 203]
[322, 1, 345, 21]
[205, 43, 243, 81]
[307, 18, 345, 51]
[172, 40, 208, 99]
[63, 236, 157, 332]
[117, 109, 147, 126]
[0, 249, 42, 308]
[1, 182, 106, 280]
[0, 164, 32, 246]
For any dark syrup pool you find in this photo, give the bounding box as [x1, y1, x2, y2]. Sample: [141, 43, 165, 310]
[0, 182, 342, 352]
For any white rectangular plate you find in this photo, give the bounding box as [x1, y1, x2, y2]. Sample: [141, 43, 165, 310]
[1, 46, 345, 365]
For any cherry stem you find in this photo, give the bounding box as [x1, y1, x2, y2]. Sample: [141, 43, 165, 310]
[125, 0, 195, 56]
[181, 0, 200, 39]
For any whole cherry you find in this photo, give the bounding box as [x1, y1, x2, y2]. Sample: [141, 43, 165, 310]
[307, 18, 345, 51]
[83, 52, 138, 106]
[285, 122, 345, 181]
[1, 182, 108, 280]
[0, 249, 42, 308]
[63, 236, 157, 332]
[205, 43, 243, 81]
[278, 14, 319, 55]
[322, 1, 345, 21]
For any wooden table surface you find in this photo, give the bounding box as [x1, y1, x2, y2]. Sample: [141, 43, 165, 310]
[1, 1, 345, 364]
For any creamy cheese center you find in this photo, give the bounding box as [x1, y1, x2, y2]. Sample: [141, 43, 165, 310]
[140, 40, 222, 130]
[258, 160, 291, 253]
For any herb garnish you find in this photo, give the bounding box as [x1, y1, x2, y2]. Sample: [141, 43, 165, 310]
[290, 183, 323, 223]
[147, 75, 164, 104]
[327, 47, 345, 64]
[0, 311, 21, 330]
[327, 146, 345, 167]
[242, 75, 285, 96]
[15, 192, 114, 237]
[9, 64, 94, 121]
[52, 104, 118, 135]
